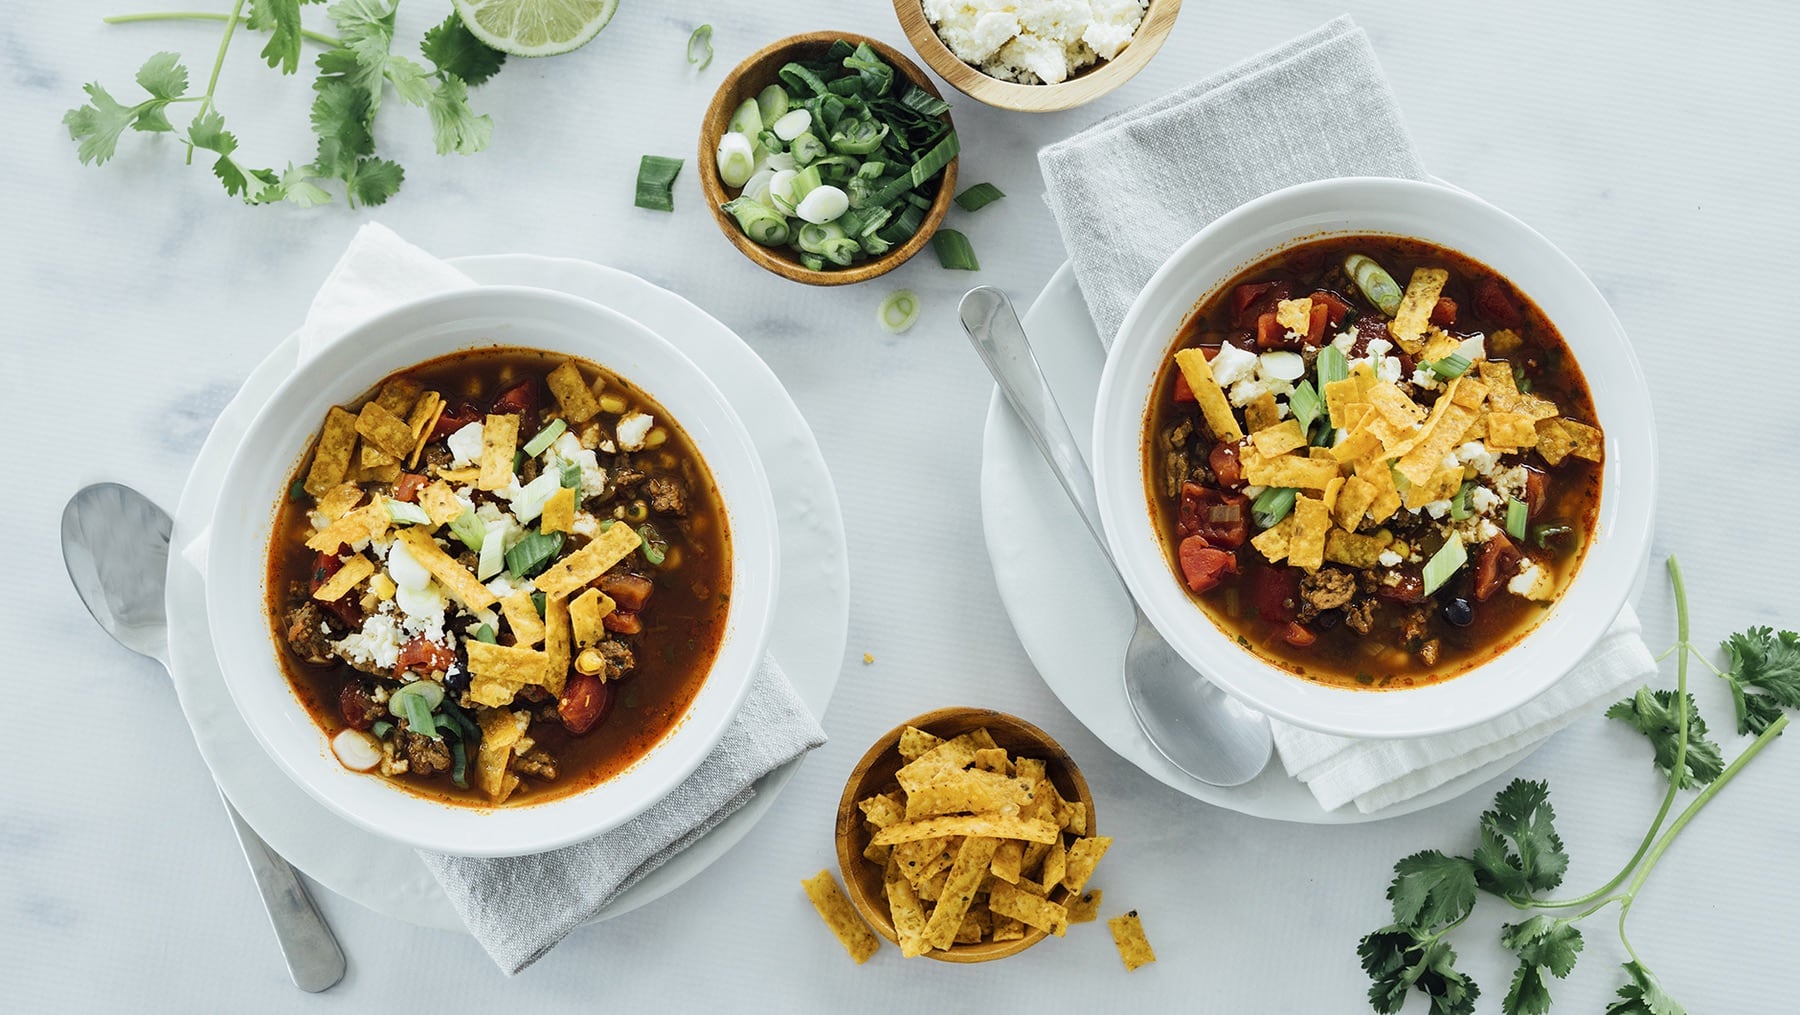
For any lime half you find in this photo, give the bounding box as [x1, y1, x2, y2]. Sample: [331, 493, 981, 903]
[452, 0, 620, 58]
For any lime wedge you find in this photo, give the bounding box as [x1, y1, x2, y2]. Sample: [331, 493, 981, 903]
[451, 0, 620, 58]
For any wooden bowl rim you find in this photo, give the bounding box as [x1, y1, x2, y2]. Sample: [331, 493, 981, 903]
[891, 0, 1182, 113]
[697, 31, 958, 287]
[833, 707, 1096, 964]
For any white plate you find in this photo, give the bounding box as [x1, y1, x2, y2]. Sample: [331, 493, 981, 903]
[168, 255, 849, 927]
[979, 262, 1538, 823]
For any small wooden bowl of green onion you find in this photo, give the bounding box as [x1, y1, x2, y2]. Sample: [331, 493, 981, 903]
[698, 31, 958, 286]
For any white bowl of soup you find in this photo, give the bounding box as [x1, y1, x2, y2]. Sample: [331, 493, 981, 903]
[1091, 177, 1654, 739]
[206, 286, 778, 856]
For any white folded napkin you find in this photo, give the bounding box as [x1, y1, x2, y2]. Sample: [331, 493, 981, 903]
[1039, 17, 1654, 814]
[191, 223, 825, 971]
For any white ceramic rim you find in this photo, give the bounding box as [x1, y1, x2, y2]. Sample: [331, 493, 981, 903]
[1093, 177, 1656, 739]
[204, 285, 779, 856]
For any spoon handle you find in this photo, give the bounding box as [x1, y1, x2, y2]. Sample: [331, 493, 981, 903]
[218, 789, 346, 992]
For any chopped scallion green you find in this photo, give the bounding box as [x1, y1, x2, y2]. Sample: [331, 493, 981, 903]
[1289, 380, 1324, 436]
[531, 591, 546, 618]
[504, 530, 565, 580]
[476, 519, 505, 580]
[559, 461, 583, 490]
[686, 24, 713, 70]
[953, 182, 1005, 212]
[522, 419, 566, 457]
[473, 624, 497, 644]
[447, 510, 485, 552]
[1344, 253, 1403, 317]
[370, 720, 393, 739]
[1531, 523, 1575, 551]
[449, 739, 469, 789]
[1421, 532, 1468, 596]
[288, 479, 307, 503]
[638, 523, 668, 566]
[1428, 353, 1473, 380]
[634, 155, 683, 212]
[1251, 487, 1298, 529]
[932, 228, 978, 270]
[1506, 498, 1529, 541]
[1316, 344, 1349, 389]
[878, 290, 920, 334]
[385, 500, 431, 526]
[1450, 480, 1476, 521]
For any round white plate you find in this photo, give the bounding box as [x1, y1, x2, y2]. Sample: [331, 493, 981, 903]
[979, 262, 1539, 824]
[168, 255, 849, 928]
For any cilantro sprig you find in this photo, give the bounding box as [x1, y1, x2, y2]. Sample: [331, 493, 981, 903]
[64, 0, 505, 207]
[1357, 557, 1795, 1015]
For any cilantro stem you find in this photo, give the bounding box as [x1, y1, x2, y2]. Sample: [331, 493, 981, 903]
[104, 11, 341, 47]
[185, 0, 246, 165]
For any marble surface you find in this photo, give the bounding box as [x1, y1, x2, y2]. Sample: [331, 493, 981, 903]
[6, 1, 1798, 1010]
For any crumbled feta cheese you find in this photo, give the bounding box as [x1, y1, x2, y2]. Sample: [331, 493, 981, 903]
[446, 421, 484, 467]
[1228, 377, 1268, 408]
[1469, 485, 1503, 515]
[1209, 341, 1258, 386]
[1457, 335, 1486, 363]
[1492, 465, 1529, 502]
[1374, 355, 1403, 384]
[1456, 441, 1497, 476]
[1243, 484, 1267, 499]
[1331, 329, 1357, 354]
[616, 412, 655, 452]
[1424, 499, 1454, 520]
[547, 432, 607, 500]
[484, 573, 533, 599]
[1378, 549, 1403, 567]
[393, 581, 448, 645]
[1508, 561, 1555, 600]
[1363, 337, 1393, 360]
[569, 512, 602, 538]
[1411, 366, 1443, 390]
[334, 613, 404, 670]
[1476, 518, 1502, 541]
[923, 0, 1146, 85]
[1258, 350, 1306, 382]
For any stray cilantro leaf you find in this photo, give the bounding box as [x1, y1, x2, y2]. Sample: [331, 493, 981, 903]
[1499, 916, 1583, 1015]
[64, 53, 191, 164]
[308, 78, 372, 176]
[277, 163, 333, 206]
[1605, 688, 1724, 788]
[135, 51, 190, 100]
[421, 13, 506, 86]
[248, 0, 321, 74]
[1603, 961, 1687, 1015]
[1472, 780, 1570, 900]
[1721, 626, 1800, 734]
[343, 156, 403, 206]
[383, 55, 436, 106]
[188, 110, 281, 203]
[1358, 927, 1481, 1015]
[1387, 851, 1478, 930]
[426, 75, 493, 155]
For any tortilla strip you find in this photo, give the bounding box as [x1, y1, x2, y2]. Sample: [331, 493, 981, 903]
[1173, 348, 1244, 441]
[870, 814, 1060, 847]
[903, 769, 1033, 820]
[311, 553, 374, 602]
[546, 360, 601, 424]
[858, 792, 907, 829]
[990, 839, 1025, 884]
[474, 708, 528, 802]
[988, 881, 1069, 937]
[898, 726, 945, 760]
[1287, 495, 1331, 571]
[1244, 392, 1282, 433]
[1243, 452, 1340, 491]
[922, 836, 1000, 951]
[305, 500, 388, 552]
[1250, 418, 1308, 458]
[393, 528, 497, 609]
[477, 413, 520, 492]
[1389, 267, 1449, 349]
[405, 392, 444, 470]
[303, 406, 360, 497]
[1395, 401, 1479, 487]
[991, 917, 1025, 942]
[539, 486, 576, 534]
[1108, 911, 1157, 971]
[1251, 515, 1295, 563]
[568, 587, 614, 651]
[355, 402, 416, 459]
[893, 736, 981, 795]
[884, 858, 931, 958]
[418, 481, 463, 527]
[1332, 475, 1378, 530]
[314, 481, 365, 522]
[1067, 889, 1103, 924]
[501, 591, 546, 648]
[533, 523, 643, 597]
[374, 377, 423, 418]
[1275, 297, 1314, 336]
[541, 593, 570, 695]
[801, 871, 880, 964]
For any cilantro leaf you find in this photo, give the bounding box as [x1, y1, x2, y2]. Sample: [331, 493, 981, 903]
[421, 13, 506, 86]
[1605, 688, 1725, 788]
[64, 53, 191, 164]
[1387, 851, 1478, 930]
[308, 78, 373, 176]
[314, 0, 399, 127]
[1472, 779, 1569, 900]
[426, 75, 493, 155]
[1721, 626, 1800, 734]
[1499, 916, 1583, 1015]
[1603, 961, 1687, 1015]
[248, 0, 322, 74]
[343, 156, 403, 206]
[383, 55, 435, 106]
[277, 163, 333, 207]
[1358, 926, 1481, 1015]
[135, 51, 190, 100]
[187, 110, 281, 203]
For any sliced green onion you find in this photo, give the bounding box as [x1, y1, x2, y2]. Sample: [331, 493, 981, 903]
[504, 530, 565, 580]
[1344, 253, 1403, 317]
[1251, 487, 1297, 529]
[476, 519, 506, 580]
[1450, 480, 1475, 521]
[767, 169, 800, 215]
[756, 84, 790, 125]
[1531, 523, 1575, 551]
[522, 419, 566, 457]
[472, 624, 497, 644]
[686, 24, 713, 70]
[1288, 380, 1324, 436]
[1316, 344, 1349, 389]
[791, 164, 823, 201]
[385, 500, 431, 526]
[715, 132, 755, 189]
[507, 472, 564, 524]
[1505, 498, 1529, 541]
[370, 720, 394, 739]
[777, 61, 830, 98]
[798, 252, 825, 272]
[872, 132, 960, 207]
[726, 97, 762, 138]
[790, 131, 826, 165]
[932, 229, 979, 270]
[878, 290, 920, 334]
[634, 155, 683, 212]
[638, 523, 668, 566]
[560, 461, 583, 490]
[953, 182, 1005, 212]
[449, 739, 469, 788]
[389, 681, 445, 739]
[796, 220, 847, 256]
[447, 510, 485, 552]
[1421, 532, 1468, 596]
[881, 203, 924, 243]
[896, 85, 949, 116]
[1427, 353, 1473, 381]
[842, 41, 893, 96]
[721, 197, 790, 246]
[531, 591, 546, 617]
[288, 479, 308, 503]
[770, 108, 813, 141]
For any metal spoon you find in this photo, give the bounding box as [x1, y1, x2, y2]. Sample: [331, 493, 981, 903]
[61, 483, 346, 992]
[960, 287, 1273, 786]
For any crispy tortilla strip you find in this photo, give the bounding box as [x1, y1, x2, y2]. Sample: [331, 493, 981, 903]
[311, 553, 374, 602]
[394, 528, 497, 609]
[477, 413, 520, 491]
[305, 500, 389, 552]
[1251, 418, 1308, 458]
[1325, 529, 1395, 569]
[1250, 515, 1295, 563]
[903, 769, 1033, 820]
[314, 481, 366, 522]
[1395, 403, 1479, 488]
[539, 486, 576, 534]
[863, 839, 891, 866]
[303, 406, 360, 497]
[546, 360, 601, 424]
[917, 866, 951, 902]
[972, 747, 1011, 775]
[1486, 411, 1539, 451]
[989, 880, 1069, 937]
[1243, 452, 1340, 491]
[418, 481, 463, 527]
[1354, 460, 1403, 524]
[801, 870, 880, 964]
[501, 591, 546, 648]
[1330, 428, 1383, 464]
[954, 907, 988, 944]
[898, 726, 945, 761]
[533, 523, 642, 597]
[437, 466, 481, 485]
[1275, 297, 1314, 336]
[1560, 420, 1604, 462]
[859, 792, 907, 829]
[1021, 840, 1051, 877]
[1480, 362, 1555, 419]
[1287, 495, 1330, 571]
[991, 916, 1025, 942]
[1321, 476, 1346, 516]
[1451, 377, 1489, 410]
[406, 392, 445, 470]
[871, 814, 1060, 847]
[891, 836, 953, 884]
[922, 836, 1000, 951]
[1108, 911, 1157, 971]
[466, 641, 549, 703]
[1063, 835, 1113, 894]
[1173, 348, 1244, 441]
[1534, 418, 1580, 465]
[894, 736, 981, 795]
[1040, 837, 1068, 891]
[1407, 465, 1467, 511]
[1324, 377, 1368, 429]
[475, 708, 529, 801]
[990, 839, 1025, 884]
[568, 587, 614, 650]
[374, 377, 423, 418]
[1067, 889, 1103, 924]
[884, 858, 931, 957]
[359, 441, 398, 474]
[1367, 380, 1428, 427]
[541, 593, 570, 695]
[356, 402, 416, 460]
[1421, 329, 1463, 364]
[1389, 267, 1449, 349]
[1332, 475, 1378, 530]
[1244, 393, 1282, 433]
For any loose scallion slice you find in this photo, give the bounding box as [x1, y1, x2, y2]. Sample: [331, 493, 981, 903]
[878, 290, 920, 333]
[756, 84, 789, 125]
[1505, 498, 1529, 541]
[1289, 380, 1324, 436]
[798, 252, 825, 272]
[473, 624, 497, 644]
[288, 479, 307, 503]
[1316, 344, 1349, 389]
[447, 510, 485, 552]
[522, 419, 567, 457]
[1427, 353, 1473, 381]
[1421, 532, 1468, 596]
[386, 500, 431, 526]
[1531, 523, 1575, 550]
[634, 155, 683, 212]
[790, 131, 827, 165]
[715, 133, 755, 189]
[932, 228, 978, 270]
[560, 461, 583, 489]
[449, 739, 469, 789]
[726, 97, 762, 138]
[507, 472, 564, 524]
[476, 519, 506, 580]
[638, 523, 668, 566]
[1251, 487, 1298, 529]
[721, 197, 790, 246]
[687, 24, 713, 70]
[504, 530, 565, 580]
[1450, 480, 1476, 521]
[370, 720, 394, 739]
[896, 85, 949, 116]
[953, 182, 1005, 212]
[1344, 253, 1403, 317]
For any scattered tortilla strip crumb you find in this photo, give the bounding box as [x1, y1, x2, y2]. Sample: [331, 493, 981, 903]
[546, 360, 601, 423]
[477, 413, 520, 491]
[1067, 889, 1103, 924]
[1173, 348, 1244, 441]
[303, 406, 360, 497]
[1062, 835, 1112, 894]
[311, 553, 374, 602]
[1108, 910, 1157, 971]
[533, 523, 642, 597]
[801, 870, 880, 964]
[1275, 297, 1314, 336]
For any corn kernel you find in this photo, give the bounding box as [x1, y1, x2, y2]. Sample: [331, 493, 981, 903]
[644, 427, 668, 449]
[598, 394, 629, 415]
[575, 647, 605, 676]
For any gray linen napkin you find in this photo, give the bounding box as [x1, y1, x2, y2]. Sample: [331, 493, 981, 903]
[420, 655, 826, 974]
[1039, 15, 1428, 345]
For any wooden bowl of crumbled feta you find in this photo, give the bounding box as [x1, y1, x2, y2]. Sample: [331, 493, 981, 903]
[895, 0, 1180, 111]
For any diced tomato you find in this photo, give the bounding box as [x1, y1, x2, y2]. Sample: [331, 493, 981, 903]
[1173, 372, 1195, 404]
[1429, 297, 1458, 328]
[1178, 483, 1250, 548]
[338, 683, 377, 730]
[1349, 315, 1390, 356]
[1471, 277, 1522, 328]
[1375, 571, 1427, 604]
[1303, 301, 1329, 346]
[430, 402, 482, 442]
[1280, 621, 1317, 647]
[1228, 282, 1278, 323]
[603, 610, 643, 635]
[1229, 281, 1293, 329]
[490, 378, 542, 421]
[395, 637, 456, 676]
[1250, 566, 1301, 623]
[1523, 466, 1549, 517]
[1473, 535, 1524, 602]
[598, 574, 654, 611]
[308, 549, 362, 627]
[1256, 311, 1298, 350]
[392, 473, 427, 503]
[1209, 441, 1246, 489]
[1310, 289, 1352, 328]
[1177, 536, 1237, 594]
[558, 673, 614, 735]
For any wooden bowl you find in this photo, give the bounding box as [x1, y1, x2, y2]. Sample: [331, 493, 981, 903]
[834, 707, 1096, 963]
[893, 0, 1182, 112]
[698, 31, 957, 287]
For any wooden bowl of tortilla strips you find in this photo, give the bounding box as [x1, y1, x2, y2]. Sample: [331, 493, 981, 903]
[834, 707, 1110, 962]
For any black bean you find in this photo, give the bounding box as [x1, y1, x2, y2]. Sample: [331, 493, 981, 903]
[1441, 597, 1474, 628]
[1316, 608, 1344, 630]
[443, 662, 472, 697]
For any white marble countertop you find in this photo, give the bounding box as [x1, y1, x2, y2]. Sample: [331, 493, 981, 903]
[8, 1, 1799, 1010]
